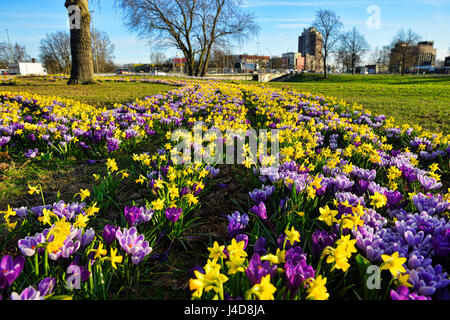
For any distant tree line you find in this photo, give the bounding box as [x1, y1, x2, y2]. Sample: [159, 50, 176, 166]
[0, 42, 31, 67]
[39, 28, 116, 74]
[305, 9, 429, 77]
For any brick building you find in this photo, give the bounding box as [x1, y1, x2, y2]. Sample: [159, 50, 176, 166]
[389, 41, 437, 73]
[298, 27, 324, 72]
[282, 52, 304, 71]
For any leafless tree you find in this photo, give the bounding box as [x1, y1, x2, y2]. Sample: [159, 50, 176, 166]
[40, 29, 115, 74]
[209, 43, 233, 68]
[338, 26, 370, 75]
[389, 28, 421, 76]
[0, 42, 31, 65]
[335, 48, 351, 73]
[369, 45, 390, 66]
[312, 9, 343, 79]
[39, 31, 72, 74]
[91, 29, 116, 73]
[0, 42, 12, 67]
[150, 51, 167, 65]
[116, 0, 259, 76]
[12, 43, 31, 63]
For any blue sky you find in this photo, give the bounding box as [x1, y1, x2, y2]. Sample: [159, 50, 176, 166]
[0, 0, 449, 65]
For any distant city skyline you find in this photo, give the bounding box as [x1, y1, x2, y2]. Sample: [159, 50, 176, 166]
[0, 0, 449, 65]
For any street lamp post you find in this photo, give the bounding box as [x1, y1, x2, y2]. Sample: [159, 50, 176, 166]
[90, 10, 99, 74]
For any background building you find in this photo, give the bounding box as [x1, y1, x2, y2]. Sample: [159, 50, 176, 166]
[298, 27, 324, 72]
[282, 52, 304, 72]
[224, 54, 270, 72]
[389, 41, 437, 73]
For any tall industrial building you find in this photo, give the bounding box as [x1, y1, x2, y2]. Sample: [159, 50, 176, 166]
[297, 27, 324, 72]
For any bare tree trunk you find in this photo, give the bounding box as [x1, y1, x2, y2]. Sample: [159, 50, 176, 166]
[401, 53, 406, 76]
[65, 0, 95, 85]
[200, 50, 211, 77]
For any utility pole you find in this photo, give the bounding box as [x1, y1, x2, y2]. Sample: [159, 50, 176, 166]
[256, 41, 260, 71]
[5, 28, 13, 64]
[90, 10, 99, 74]
[266, 47, 272, 70]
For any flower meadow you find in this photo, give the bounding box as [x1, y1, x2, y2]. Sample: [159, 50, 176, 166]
[0, 77, 449, 301]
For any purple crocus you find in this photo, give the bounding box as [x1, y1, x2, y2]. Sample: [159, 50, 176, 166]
[249, 185, 275, 203]
[206, 165, 220, 178]
[0, 255, 25, 290]
[18, 236, 41, 257]
[0, 136, 11, 147]
[333, 175, 354, 192]
[13, 207, 28, 219]
[390, 286, 431, 300]
[24, 148, 38, 158]
[124, 206, 141, 226]
[10, 286, 44, 300]
[356, 179, 370, 195]
[227, 211, 249, 239]
[77, 228, 95, 248]
[385, 190, 404, 209]
[311, 229, 336, 261]
[103, 224, 119, 245]
[38, 277, 56, 296]
[418, 174, 442, 191]
[249, 202, 267, 220]
[254, 237, 267, 256]
[246, 254, 277, 284]
[431, 228, 450, 257]
[106, 137, 120, 152]
[235, 233, 249, 250]
[165, 207, 182, 223]
[413, 193, 449, 216]
[284, 247, 315, 295]
[115, 227, 152, 264]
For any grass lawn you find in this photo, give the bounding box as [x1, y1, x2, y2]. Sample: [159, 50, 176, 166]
[266, 74, 450, 134]
[0, 77, 177, 208]
[0, 77, 177, 108]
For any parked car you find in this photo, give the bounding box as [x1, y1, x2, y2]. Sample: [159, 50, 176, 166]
[0, 69, 9, 75]
[116, 68, 131, 75]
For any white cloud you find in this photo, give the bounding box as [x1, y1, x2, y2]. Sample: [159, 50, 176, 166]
[242, 0, 371, 7]
[275, 23, 308, 29]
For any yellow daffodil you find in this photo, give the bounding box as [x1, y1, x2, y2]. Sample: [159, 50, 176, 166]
[109, 247, 123, 270]
[370, 192, 387, 209]
[380, 251, 407, 277]
[73, 213, 89, 228]
[90, 242, 107, 260]
[106, 158, 118, 173]
[306, 275, 329, 300]
[79, 189, 90, 201]
[318, 205, 338, 226]
[246, 275, 276, 300]
[28, 184, 40, 195]
[284, 226, 301, 246]
[207, 241, 226, 261]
